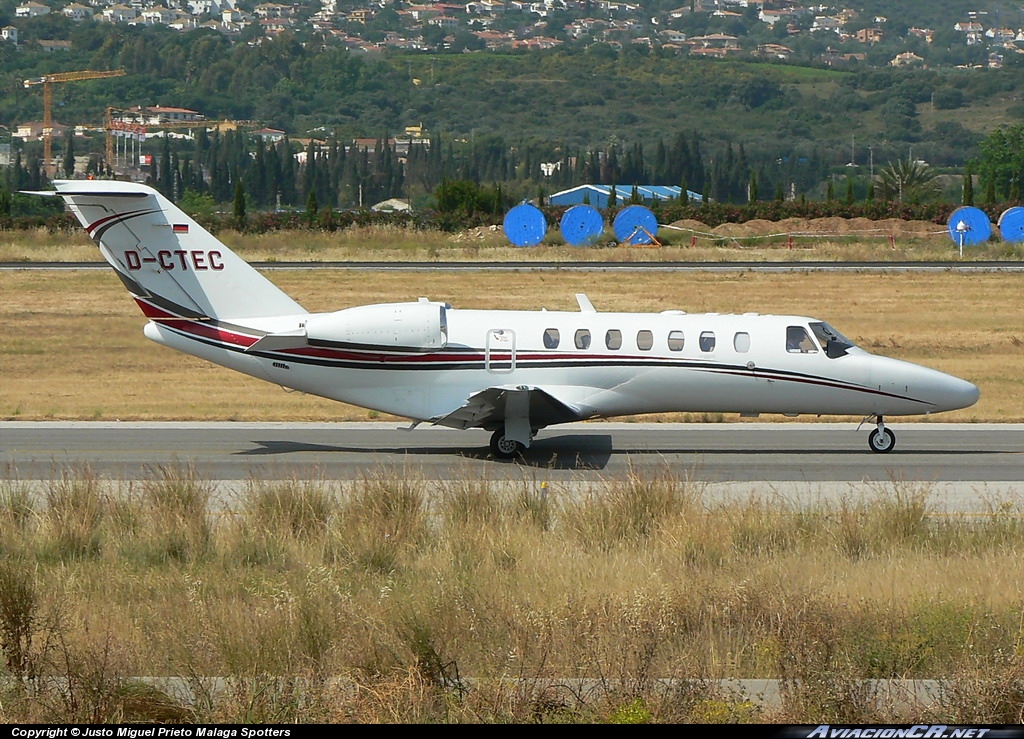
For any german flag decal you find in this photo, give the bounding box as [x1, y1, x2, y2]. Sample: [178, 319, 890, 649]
[172, 224, 189, 233]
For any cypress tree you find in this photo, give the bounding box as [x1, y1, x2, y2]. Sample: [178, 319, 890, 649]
[160, 134, 173, 198]
[962, 164, 974, 206]
[233, 180, 246, 228]
[63, 130, 75, 179]
[306, 188, 318, 225]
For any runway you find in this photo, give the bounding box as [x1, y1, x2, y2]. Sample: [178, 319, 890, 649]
[3, 422, 1021, 489]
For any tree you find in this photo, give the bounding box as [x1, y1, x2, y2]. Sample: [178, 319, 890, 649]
[962, 164, 974, 206]
[160, 134, 174, 199]
[233, 180, 246, 228]
[62, 130, 75, 179]
[306, 188, 318, 225]
[976, 125, 1024, 202]
[876, 158, 939, 203]
[179, 189, 216, 218]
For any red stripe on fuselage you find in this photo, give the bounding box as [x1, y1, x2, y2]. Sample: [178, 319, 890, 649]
[139, 303, 922, 405]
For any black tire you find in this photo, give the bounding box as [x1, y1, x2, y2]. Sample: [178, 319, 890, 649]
[867, 427, 896, 454]
[490, 428, 523, 459]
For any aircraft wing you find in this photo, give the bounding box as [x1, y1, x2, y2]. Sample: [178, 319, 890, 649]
[432, 386, 588, 431]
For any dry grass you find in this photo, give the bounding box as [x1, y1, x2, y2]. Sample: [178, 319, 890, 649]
[0, 268, 1020, 422]
[0, 468, 1023, 722]
[3, 221, 1023, 264]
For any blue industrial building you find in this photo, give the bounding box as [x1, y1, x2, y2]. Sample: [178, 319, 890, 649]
[549, 184, 703, 209]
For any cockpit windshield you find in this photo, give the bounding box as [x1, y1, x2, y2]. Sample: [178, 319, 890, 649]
[809, 322, 854, 358]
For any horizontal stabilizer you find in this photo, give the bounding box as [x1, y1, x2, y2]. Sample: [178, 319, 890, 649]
[246, 329, 308, 353]
[22, 189, 148, 199]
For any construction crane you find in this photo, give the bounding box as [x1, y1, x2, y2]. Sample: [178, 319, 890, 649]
[23, 69, 126, 177]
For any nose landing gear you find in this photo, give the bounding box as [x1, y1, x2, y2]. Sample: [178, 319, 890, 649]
[867, 415, 896, 454]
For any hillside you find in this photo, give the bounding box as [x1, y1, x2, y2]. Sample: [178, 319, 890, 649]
[2, 19, 1023, 173]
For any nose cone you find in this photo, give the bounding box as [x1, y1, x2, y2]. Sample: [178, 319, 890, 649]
[870, 357, 980, 414]
[932, 373, 980, 412]
[902, 362, 979, 412]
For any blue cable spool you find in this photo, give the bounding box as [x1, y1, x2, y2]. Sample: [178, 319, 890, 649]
[997, 206, 1024, 243]
[502, 203, 547, 247]
[946, 206, 991, 247]
[559, 205, 604, 246]
[613, 205, 658, 245]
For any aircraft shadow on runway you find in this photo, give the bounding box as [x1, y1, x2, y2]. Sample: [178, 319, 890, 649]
[240, 434, 616, 470]
[236, 433, 993, 475]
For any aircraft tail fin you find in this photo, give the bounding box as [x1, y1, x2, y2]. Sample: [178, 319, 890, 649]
[49, 180, 306, 320]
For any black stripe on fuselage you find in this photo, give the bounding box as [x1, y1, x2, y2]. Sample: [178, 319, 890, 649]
[153, 319, 930, 407]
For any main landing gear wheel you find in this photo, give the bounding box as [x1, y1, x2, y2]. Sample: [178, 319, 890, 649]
[490, 428, 524, 459]
[867, 427, 896, 454]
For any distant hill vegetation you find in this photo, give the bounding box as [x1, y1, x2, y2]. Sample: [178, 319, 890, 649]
[2, 15, 1022, 163]
[4, 7, 1024, 210]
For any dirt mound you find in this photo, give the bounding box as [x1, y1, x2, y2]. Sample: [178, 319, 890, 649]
[871, 218, 945, 237]
[668, 216, 942, 239]
[712, 219, 781, 237]
[666, 219, 711, 235]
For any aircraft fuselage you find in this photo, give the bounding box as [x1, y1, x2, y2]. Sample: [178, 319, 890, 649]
[142, 305, 978, 424]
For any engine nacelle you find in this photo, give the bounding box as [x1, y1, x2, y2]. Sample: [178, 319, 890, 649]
[303, 301, 447, 353]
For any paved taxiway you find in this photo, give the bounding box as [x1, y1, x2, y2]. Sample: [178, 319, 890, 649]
[3, 422, 1021, 489]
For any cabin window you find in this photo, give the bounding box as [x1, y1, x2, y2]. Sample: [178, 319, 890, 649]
[786, 326, 818, 354]
[637, 330, 654, 351]
[699, 331, 716, 352]
[733, 332, 750, 353]
[605, 329, 622, 350]
[574, 329, 592, 350]
[543, 328, 560, 349]
[667, 330, 685, 351]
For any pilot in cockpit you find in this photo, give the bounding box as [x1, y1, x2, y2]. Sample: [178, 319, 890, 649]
[786, 325, 817, 353]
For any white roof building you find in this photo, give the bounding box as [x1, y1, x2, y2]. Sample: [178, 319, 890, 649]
[62, 3, 94, 21]
[16, 2, 51, 17]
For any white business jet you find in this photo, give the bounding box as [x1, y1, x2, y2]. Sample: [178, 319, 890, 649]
[35, 180, 979, 457]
